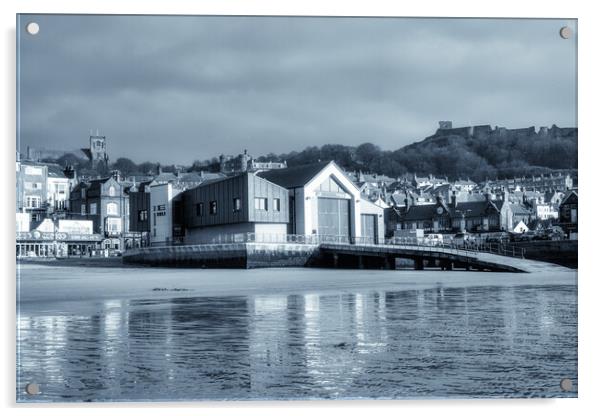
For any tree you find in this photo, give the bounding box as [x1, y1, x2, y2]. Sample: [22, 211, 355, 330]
[112, 157, 139, 176]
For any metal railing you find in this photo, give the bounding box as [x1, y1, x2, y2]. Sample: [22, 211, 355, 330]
[143, 233, 525, 258]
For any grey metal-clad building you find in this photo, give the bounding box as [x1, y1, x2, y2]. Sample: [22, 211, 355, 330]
[181, 172, 289, 243]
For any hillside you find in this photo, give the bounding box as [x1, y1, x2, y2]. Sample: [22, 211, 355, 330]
[257, 124, 578, 182]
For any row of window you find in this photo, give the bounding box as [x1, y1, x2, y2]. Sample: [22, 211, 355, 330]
[24, 182, 42, 190]
[25, 196, 41, 209]
[80, 186, 117, 199]
[194, 197, 281, 217]
[80, 202, 119, 215]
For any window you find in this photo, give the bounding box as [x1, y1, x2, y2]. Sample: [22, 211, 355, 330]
[106, 202, 118, 215]
[106, 217, 122, 233]
[273, 198, 281, 212]
[81, 204, 86, 215]
[81, 189, 86, 199]
[25, 196, 41, 209]
[254, 197, 268, 211]
[233, 198, 241, 212]
[138, 210, 148, 221]
[209, 201, 217, 215]
[25, 166, 43, 175]
[196, 202, 203, 217]
[108, 186, 116, 197]
[90, 202, 98, 215]
[24, 182, 41, 190]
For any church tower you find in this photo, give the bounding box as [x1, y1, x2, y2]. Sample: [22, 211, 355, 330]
[89, 134, 107, 167]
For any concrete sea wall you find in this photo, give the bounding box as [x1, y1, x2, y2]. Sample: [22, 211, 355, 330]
[123, 243, 320, 269]
[509, 240, 578, 268]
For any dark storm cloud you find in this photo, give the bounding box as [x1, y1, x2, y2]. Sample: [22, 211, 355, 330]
[18, 15, 577, 164]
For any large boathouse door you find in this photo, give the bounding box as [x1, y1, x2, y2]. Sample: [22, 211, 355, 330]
[317, 197, 350, 242]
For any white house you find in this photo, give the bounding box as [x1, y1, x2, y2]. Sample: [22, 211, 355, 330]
[534, 203, 559, 220]
[45, 164, 70, 213]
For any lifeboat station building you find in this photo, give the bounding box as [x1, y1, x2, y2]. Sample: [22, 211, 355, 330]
[144, 161, 385, 246]
[258, 161, 384, 243]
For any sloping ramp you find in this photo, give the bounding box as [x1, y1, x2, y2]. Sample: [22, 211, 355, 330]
[319, 243, 573, 273]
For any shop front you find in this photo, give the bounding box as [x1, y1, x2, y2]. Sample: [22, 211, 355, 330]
[16, 231, 103, 258]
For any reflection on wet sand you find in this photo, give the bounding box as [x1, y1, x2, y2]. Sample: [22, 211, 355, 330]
[17, 284, 577, 401]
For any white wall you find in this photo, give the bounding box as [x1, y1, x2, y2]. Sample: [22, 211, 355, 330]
[47, 177, 70, 212]
[16, 213, 30, 232]
[254, 223, 288, 239]
[149, 183, 182, 244]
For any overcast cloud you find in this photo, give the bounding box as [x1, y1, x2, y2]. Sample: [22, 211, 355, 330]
[17, 15, 577, 164]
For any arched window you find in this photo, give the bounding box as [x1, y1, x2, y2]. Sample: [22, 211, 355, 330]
[108, 186, 116, 197]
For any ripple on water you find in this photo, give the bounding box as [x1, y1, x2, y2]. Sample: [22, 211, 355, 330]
[17, 283, 577, 401]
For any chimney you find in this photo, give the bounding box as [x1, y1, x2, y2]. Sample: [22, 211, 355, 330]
[451, 191, 458, 208]
[485, 192, 492, 202]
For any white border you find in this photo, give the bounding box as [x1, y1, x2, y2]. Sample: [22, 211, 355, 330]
[2, 1, 599, 415]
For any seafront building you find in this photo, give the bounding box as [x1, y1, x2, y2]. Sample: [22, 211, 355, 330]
[69, 176, 131, 250]
[16, 129, 578, 258]
[258, 161, 385, 243]
[138, 161, 386, 246]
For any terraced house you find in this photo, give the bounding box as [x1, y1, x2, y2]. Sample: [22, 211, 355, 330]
[393, 193, 513, 233]
[69, 176, 130, 250]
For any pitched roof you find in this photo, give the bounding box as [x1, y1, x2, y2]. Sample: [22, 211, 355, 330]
[401, 200, 504, 221]
[177, 172, 204, 183]
[390, 193, 407, 206]
[560, 190, 578, 205]
[41, 163, 67, 178]
[509, 203, 533, 215]
[257, 161, 330, 188]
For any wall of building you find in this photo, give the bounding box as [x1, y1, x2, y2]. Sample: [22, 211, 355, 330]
[182, 173, 289, 228]
[47, 177, 70, 213]
[129, 191, 151, 232]
[253, 223, 288, 239]
[19, 163, 48, 220]
[297, 164, 362, 238]
[184, 222, 288, 244]
[150, 183, 183, 244]
[16, 213, 30, 232]
[185, 222, 255, 244]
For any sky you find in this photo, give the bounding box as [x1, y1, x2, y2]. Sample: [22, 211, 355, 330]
[17, 15, 577, 165]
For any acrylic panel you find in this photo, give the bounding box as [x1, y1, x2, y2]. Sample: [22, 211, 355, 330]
[16, 14, 578, 402]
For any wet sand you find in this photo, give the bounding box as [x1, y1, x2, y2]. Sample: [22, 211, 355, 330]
[17, 263, 577, 306]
